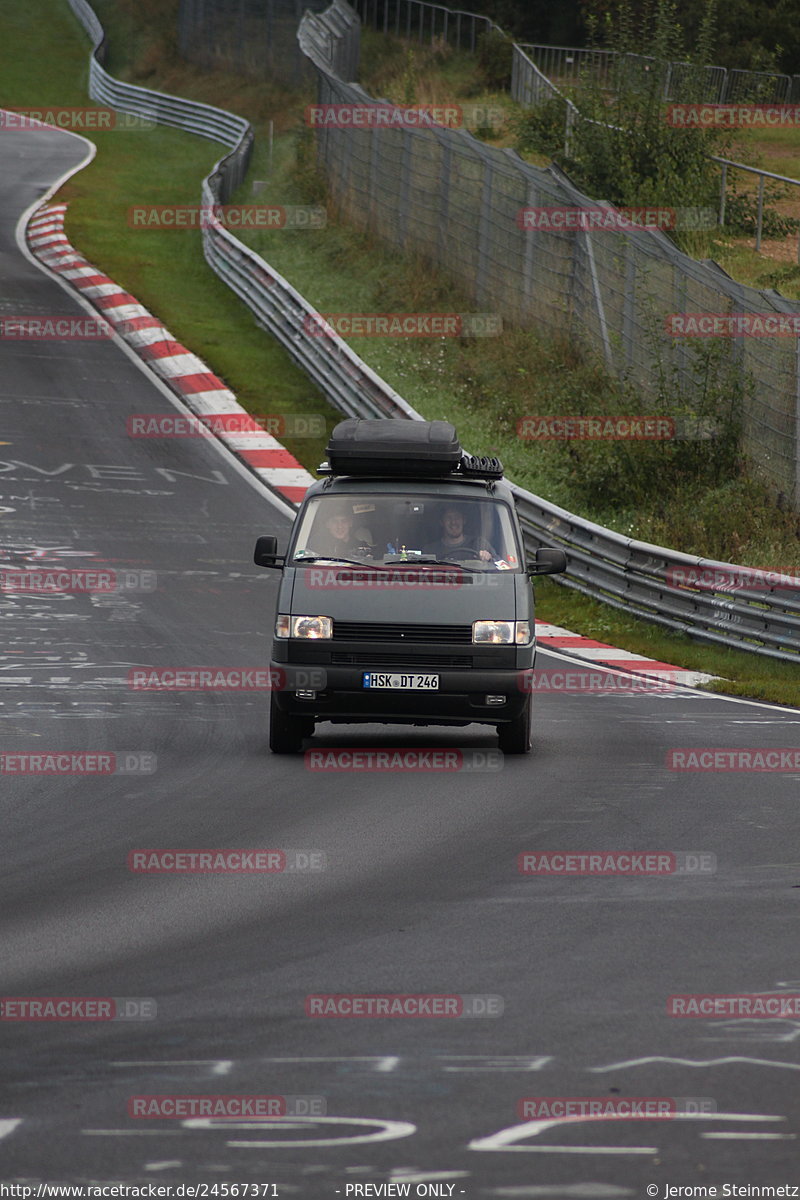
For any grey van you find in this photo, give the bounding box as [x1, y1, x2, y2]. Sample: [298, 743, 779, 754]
[254, 420, 566, 754]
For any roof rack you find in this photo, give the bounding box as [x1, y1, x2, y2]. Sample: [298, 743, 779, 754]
[318, 418, 504, 480]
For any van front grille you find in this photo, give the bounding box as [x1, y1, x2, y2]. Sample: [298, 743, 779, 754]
[331, 651, 473, 668]
[332, 621, 472, 644]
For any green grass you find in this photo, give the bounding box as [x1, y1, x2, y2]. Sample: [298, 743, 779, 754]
[0, 0, 336, 470]
[3, 1, 799, 707]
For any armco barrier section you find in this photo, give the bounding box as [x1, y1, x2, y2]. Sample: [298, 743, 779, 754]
[60, 0, 800, 664]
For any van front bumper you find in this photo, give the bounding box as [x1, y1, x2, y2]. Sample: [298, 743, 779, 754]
[271, 660, 533, 725]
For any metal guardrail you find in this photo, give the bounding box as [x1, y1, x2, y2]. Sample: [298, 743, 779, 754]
[713, 157, 800, 261]
[517, 44, 793, 106]
[61, 0, 800, 665]
[354, 0, 500, 52]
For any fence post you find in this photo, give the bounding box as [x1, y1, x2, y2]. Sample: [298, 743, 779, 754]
[623, 236, 636, 371]
[755, 173, 765, 252]
[398, 131, 413, 251]
[582, 229, 613, 370]
[522, 182, 537, 319]
[476, 160, 494, 308]
[438, 139, 452, 259]
[719, 161, 727, 226]
[796, 337, 800, 506]
[564, 103, 574, 157]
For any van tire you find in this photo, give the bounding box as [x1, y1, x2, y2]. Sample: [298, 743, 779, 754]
[269, 696, 311, 754]
[497, 698, 531, 755]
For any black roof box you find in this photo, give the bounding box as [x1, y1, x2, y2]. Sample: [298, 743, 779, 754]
[325, 419, 462, 478]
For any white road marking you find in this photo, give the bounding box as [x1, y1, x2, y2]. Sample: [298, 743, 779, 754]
[217, 1116, 415, 1148]
[702, 1132, 795, 1140]
[0, 1119, 22, 1140]
[145, 1161, 184, 1170]
[110, 1060, 233, 1075]
[705, 1020, 800, 1043]
[469, 1112, 784, 1153]
[262, 1057, 400, 1072]
[439, 1056, 553, 1072]
[389, 1172, 469, 1183]
[83, 1130, 182, 1136]
[589, 1055, 800, 1072]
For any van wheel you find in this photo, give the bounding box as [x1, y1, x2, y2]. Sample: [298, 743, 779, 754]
[269, 695, 312, 754]
[497, 698, 531, 755]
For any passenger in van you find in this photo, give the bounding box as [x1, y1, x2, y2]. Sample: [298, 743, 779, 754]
[425, 506, 495, 562]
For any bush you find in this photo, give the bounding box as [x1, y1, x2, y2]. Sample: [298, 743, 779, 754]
[725, 192, 800, 239]
[476, 29, 513, 91]
[511, 97, 569, 159]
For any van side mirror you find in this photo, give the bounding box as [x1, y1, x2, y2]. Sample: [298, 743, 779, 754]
[528, 546, 567, 575]
[254, 535, 284, 569]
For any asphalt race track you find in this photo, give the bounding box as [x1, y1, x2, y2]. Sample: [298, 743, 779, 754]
[1, 125, 799, 1198]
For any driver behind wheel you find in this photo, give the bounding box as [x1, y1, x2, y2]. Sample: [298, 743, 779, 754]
[424, 505, 495, 562]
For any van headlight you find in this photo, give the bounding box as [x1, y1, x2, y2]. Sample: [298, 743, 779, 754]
[472, 620, 532, 645]
[275, 614, 332, 640]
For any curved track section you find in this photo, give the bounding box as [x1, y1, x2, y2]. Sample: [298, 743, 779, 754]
[1, 126, 799, 1194]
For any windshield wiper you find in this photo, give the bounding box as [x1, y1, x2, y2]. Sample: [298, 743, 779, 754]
[424, 559, 484, 573]
[293, 555, 387, 568]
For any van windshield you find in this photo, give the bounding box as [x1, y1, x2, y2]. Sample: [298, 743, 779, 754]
[290, 494, 522, 571]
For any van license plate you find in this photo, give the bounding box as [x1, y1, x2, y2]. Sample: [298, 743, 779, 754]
[363, 673, 439, 690]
